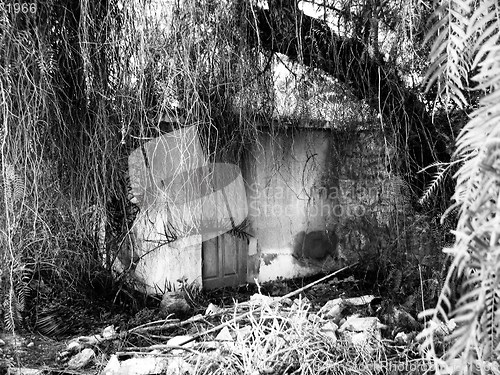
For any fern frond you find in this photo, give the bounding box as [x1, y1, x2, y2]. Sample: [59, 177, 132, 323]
[478, 286, 500, 359]
[423, 0, 473, 108]
[2, 290, 22, 333]
[468, 0, 500, 70]
[419, 162, 451, 205]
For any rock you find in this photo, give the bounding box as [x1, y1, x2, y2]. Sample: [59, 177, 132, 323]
[160, 292, 191, 317]
[57, 351, 71, 362]
[320, 322, 338, 343]
[319, 298, 343, 322]
[205, 303, 222, 315]
[166, 335, 194, 355]
[77, 334, 103, 346]
[101, 354, 169, 375]
[101, 354, 120, 375]
[167, 335, 194, 347]
[343, 295, 375, 306]
[0, 339, 5, 346]
[215, 327, 233, 341]
[67, 348, 95, 369]
[339, 315, 385, 333]
[26, 342, 34, 348]
[394, 331, 409, 345]
[321, 321, 338, 333]
[166, 357, 193, 375]
[235, 325, 252, 340]
[102, 325, 117, 339]
[339, 316, 384, 353]
[66, 341, 83, 354]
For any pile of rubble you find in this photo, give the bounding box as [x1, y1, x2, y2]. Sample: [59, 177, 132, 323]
[6, 270, 456, 375]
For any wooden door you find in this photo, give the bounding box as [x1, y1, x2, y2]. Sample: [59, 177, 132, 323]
[202, 233, 247, 289]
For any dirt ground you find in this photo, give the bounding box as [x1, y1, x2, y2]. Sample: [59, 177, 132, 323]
[1, 268, 391, 372]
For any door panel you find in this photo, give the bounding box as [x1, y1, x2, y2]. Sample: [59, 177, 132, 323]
[202, 233, 247, 289]
[202, 238, 219, 280]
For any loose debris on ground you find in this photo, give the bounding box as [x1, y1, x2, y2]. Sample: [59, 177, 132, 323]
[2, 265, 455, 375]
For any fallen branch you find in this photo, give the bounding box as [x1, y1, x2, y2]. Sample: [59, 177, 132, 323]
[176, 263, 358, 347]
[117, 344, 200, 357]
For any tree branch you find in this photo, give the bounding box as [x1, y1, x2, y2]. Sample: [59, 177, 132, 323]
[249, 1, 449, 200]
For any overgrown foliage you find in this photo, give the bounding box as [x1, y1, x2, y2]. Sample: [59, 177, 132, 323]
[418, 0, 500, 373]
[0, 0, 270, 331]
[0, 0, 455, 336]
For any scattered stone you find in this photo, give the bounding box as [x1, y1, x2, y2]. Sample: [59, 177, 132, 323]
[101, 354, 169, 375]
[320, 322, 338, 343]
[77, 334, 103, 346]
[215, 326, 233, 342]
[319, 298, 343, 322]
[235, 325, 252, 340]
[205, 303, 222, 315]
[167, 335, 194, 347]
[57, 351, 71, 362]
[321, 321, 338, 333]
[339, 315, 384, 353]
[100, 354, 120, 375]
[102, 325, 117, 339]
[339, 315, 385, 333]
[166, 357, 193, 375]
[67, 348, 95, 369]
[161, 292, 191, 317]
[66, 340, 83, 354]
[394, 331, 409, 345]
[167, 335, 194, 355]
[343, 295, 375, 306]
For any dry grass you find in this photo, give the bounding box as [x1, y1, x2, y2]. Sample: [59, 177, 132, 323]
[152, 297, 427, 375]
[0, 0, 445, 339]
[0, 0, 270, 331]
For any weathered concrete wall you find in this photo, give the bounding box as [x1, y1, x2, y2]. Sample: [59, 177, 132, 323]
[244, 125, 409, 282]
[122, 121, 410, 291]
[122, 126, 206, 293]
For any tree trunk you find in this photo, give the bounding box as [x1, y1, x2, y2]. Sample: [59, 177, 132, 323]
[249, 1, 449, 201]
